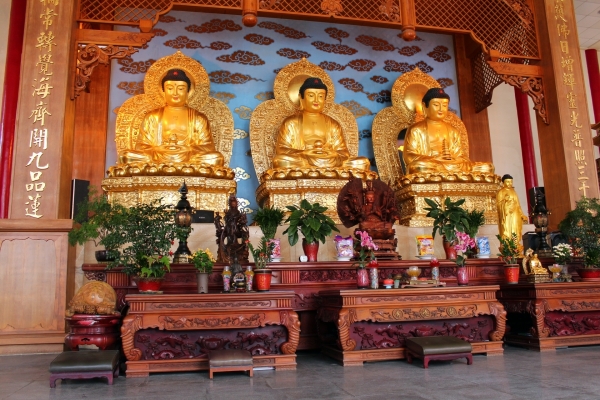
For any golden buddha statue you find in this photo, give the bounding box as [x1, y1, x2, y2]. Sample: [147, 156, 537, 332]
[250, 58, 377, 221]
[273, 77, 370, 170]
[497, 174, 528, 241]
[522, 249, 551, 282]
[119, 68, 224, 167]
[404, 88, 495, 175]
[372, 68, 500, 227]
[102, 51, 235, 211]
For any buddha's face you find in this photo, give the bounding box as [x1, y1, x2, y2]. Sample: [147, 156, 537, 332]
[423, 98, 449, 121]
[164, 80, 189, 107]
[300, 88, 327, 113]
[504, 179, 514, 188]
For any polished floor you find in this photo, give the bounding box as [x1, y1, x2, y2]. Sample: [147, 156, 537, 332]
[1, 345, 600, 400]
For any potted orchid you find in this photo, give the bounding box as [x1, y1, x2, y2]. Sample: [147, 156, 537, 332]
[353, 230, 379, 289]
[453, 231, 474, 286]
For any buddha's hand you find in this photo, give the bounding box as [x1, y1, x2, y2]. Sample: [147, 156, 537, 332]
[157, 143, 186, 152]
[303, 148, 338, 159]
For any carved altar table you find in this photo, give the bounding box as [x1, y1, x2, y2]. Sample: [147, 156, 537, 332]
[497, 282, 600, 352]
[317, 286, 506, 366]
[121, 291, 300, 377]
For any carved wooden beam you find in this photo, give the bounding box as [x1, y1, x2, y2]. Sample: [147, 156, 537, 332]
[399, 0, 416, 41]
[487, 61, 548, 124]
[72, 30, 155, 99]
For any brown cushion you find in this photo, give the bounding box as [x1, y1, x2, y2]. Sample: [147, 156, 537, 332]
[49, 350, 120, 373]
[209, 350, 253, 367]
[405, 337, 472, 356]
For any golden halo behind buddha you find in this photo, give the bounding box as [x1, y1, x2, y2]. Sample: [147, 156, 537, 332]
[274, 58, 336, 110]
[391, 68, 440, 121]
[143, 51, 210, 110]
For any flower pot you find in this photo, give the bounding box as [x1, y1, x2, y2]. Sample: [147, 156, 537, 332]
[442, 237, 457, 260]
[456, 266, 468, 286]
[135, 277, 164, 293]
[577, 267, 600, 282]
[94, 250, 115, 263]
[196, 272, 209, 293]
[504, 264, 520, 284]
[254, 269, 273, 291]
[356, 267, 369, 289]
[302, 239, 319, 262]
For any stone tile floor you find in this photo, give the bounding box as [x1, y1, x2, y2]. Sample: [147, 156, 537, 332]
[1, 345, 600, 400]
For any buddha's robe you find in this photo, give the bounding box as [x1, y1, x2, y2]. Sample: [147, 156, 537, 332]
[273, 113, 369, 170]
[403, 120, 494, 175]
[119, 108, 224, 166]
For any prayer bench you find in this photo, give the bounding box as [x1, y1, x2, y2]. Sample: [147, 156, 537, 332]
[49, 350, 120, 387]
[209, 349, 253, 379]
[405, 337, 472, 369]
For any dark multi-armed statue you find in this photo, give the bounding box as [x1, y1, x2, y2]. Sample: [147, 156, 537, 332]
[337, 178, 401, 260]
[215, 194, 249, 266]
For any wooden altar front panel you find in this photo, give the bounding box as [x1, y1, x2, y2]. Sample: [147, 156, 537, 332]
[121, 291, 300, 377]
[497, 282, 600, 352]
[317, 286, 506, 366]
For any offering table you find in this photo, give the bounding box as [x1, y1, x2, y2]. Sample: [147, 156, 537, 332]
[121, 291, 300, 377]
[497, 282, 600, 351]
[317, 286, 506, 366]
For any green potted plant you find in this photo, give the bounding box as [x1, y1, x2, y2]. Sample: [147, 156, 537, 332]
[497, 233, 522, 284]
[424, 197, 470, 259]
[248, 236, 275, 291]
[558, 197, 600, 280]
[191, 248, 215, 293]
[68, 187, 125, 262]
[282, 199, 340, 262]
[465, 208, 486, 257]
[254, 206, 285, 261]
[104, 199, 187, 292]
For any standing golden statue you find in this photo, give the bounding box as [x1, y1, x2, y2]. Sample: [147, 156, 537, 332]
[103, 51, 235, 211]
[497, 174, 528, 241]
[404, 88, 494, 175]
[273, 77, 370, 170]
[120, 69, 224, 166]
[371, 68, 500, 227]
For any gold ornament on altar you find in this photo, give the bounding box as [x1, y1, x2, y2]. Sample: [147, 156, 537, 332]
[102, 51, 236, 211]
[372, 68, 500, 227]
[522, 248, 551, 283]
[250, 58, 377, 221]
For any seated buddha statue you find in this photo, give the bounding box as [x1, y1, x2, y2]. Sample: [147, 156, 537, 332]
[119, 68, 224, 167]
[273, 77, 370, 171]
[403, 88, 494, 175]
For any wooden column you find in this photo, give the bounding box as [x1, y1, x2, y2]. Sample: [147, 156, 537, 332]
[453, 34, 493, 164]
[72, 63, 110, 190]
[533, 0, 599, 229]
[8, 0, 76, 219]
[1, 0, 77, 354]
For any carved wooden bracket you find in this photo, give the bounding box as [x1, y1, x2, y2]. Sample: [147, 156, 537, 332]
[488, 61, 548, 124]
[72, 30, 155, 99]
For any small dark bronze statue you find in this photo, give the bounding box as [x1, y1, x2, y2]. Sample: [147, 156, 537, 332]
[337, 178, 401, 260]
[215, 194, 250, 265]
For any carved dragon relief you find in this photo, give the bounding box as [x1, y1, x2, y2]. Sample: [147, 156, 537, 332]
[279, 311, 301, 354]
[488, 301, 507, 341]
[121, 314, 144, 361]
[158, 314, 266, 329]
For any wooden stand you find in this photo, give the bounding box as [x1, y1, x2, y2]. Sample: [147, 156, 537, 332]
[317, 286, 506, 366]
[121, 291, 300, 377]
[497, 282, 600, 351]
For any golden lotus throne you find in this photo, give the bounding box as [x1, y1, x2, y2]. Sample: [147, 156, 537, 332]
[372, 68, 501, 227]
[250, 59, 377, 221]
[102, 51, 236, 210]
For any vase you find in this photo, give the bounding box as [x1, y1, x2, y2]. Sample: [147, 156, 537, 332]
[196, 272, 209, 293]
[254, 269, 273, 291]
[577, 267, 600, 282]
[504, 264, 520, 284]
[135, 276, 164, 293]
[94, 250, 116, 263]
[268, 238, 281, 261]
[356, 266, 369, 289]
[442, 237, 457, 260]
[369, 266, 379, 289]
[335, 237, 354, 261]
[475, 236, 491, 257]
[456, 266, 468, 286]
[302, 238, 319, 262]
